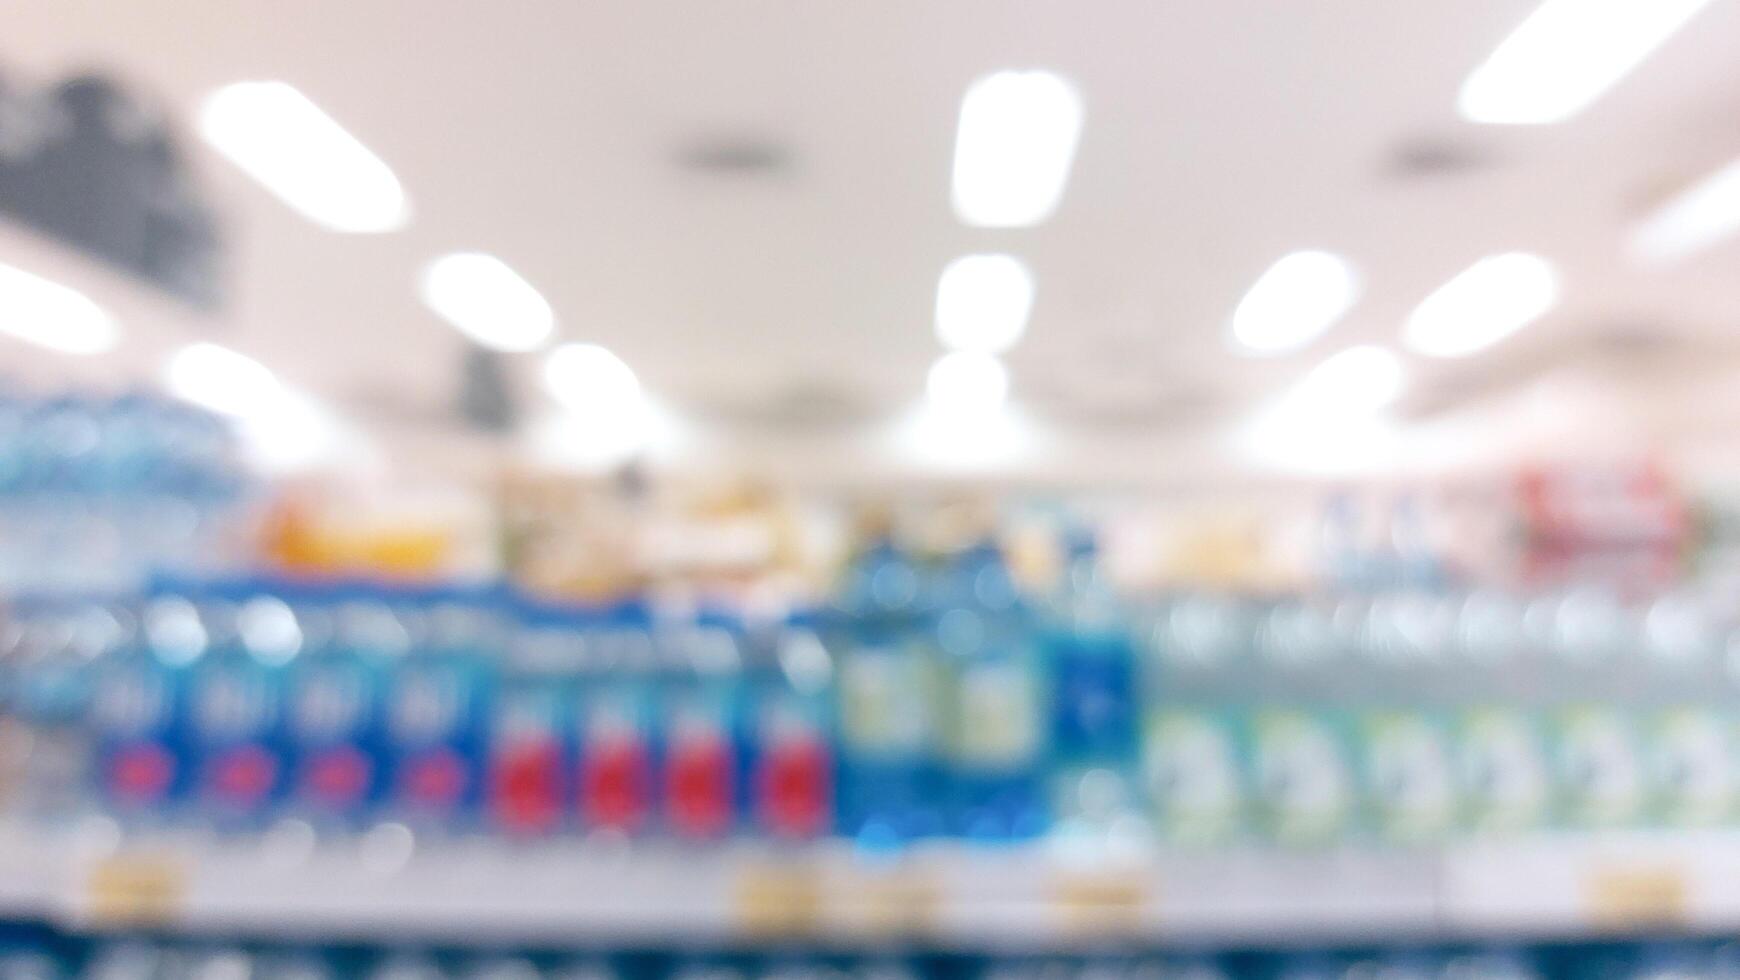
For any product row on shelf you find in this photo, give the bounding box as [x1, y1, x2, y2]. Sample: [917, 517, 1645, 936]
[3, 529, 1740, 848]
[5, 929, 1740, 980]
[0, 391, 254, 596]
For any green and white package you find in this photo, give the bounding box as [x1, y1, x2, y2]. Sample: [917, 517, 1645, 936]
[1455, 706, 1550, 835]
[1359, 710, 1457, 842]
[1248, 708, 1356, 846]
[1143, 707, 1245, 845]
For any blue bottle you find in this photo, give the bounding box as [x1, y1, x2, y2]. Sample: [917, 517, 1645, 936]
[938, 540, 1046, 840]
[1043, 529, 1138, 839]
[91, 591, 202, 822]
[4, 598, 112, 821]
[488, 594, 580, 838]
[832, 535, 943, 846]
[575, 601, 659, 836]
[382, 584, 498, 830]
[656, 608, 747, 840]
[744, 611, 835, 840]
[286, 582, 397, 829]
[185, 581, 298, 829]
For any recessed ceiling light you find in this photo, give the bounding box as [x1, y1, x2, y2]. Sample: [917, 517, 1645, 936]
[927, 351, 1009, 417]
[1630, 157, 1740, 264]
[934, 254, 1034, 354]
[1457, 0, 1714, 125]
[198, 81, 410, 233]
[1295, 345, 1406, 414]
[165, 342, 282, 417]
[543, 343, 641, 415]
[1404, 253, 1557, 357]
[419, 253, 555, 353]
[952, 70, 1083, 228]
[1229, 250, 1360, 355]
[0, 263, 119, 354]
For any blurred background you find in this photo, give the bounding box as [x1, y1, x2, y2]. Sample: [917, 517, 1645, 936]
[4, 3, 1740, 980]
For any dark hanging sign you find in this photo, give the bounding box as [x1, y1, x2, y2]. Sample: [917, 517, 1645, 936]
[0, 70, 223, 308]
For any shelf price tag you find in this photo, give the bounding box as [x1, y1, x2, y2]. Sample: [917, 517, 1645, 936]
[836, 867, 939, 937]
[1052, 872, 1148, 937]
[85, 856, 186, 926]
[1584, 864, 1687, 928]
[734, 863, 822, 938]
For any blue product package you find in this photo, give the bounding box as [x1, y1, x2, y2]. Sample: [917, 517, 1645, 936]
[575, 600, 659, 835]
[938, 541, 1046, 840]
[489, 593, 580, 837]
[833, 537, 944, 846]
[382, 583, 498, 828]
[286, 581, 396, 827]
[657, 608, 748, 840]
[91, 591, 202, 819]
[185, 579, 298, 827]
[1044, 530, 1137, 830]
[745, 611, 835, 839]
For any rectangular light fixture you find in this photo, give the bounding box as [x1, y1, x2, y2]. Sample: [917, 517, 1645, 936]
[1458, 0, 1714, 125]
[199, 81, 410, 233]
[1294, 345, 1405, 414]
[0, 262, 119, 354]
[1229, 250, 1360, 355]
[951, 71, 1083, 227]
[419, 252, 554, 352]
[1630, 157, 1740, 263]
[1404, 253, 1557, 357]
[934, 253, 1034, 353]
[165, 342, 283, 417]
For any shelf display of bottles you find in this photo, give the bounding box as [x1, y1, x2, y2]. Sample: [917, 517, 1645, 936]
[0, 391, 252, 596]
[2, 528, 1737, 849]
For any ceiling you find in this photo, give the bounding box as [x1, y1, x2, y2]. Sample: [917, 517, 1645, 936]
[5, 1, 1740, 486]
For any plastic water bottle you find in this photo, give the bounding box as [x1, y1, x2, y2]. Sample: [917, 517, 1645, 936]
[937, 540, 1046, 840]
[1044, 529, 1138, 844]
[833, 535, 943, 846]
[489, 596, 580, 838]
[575, 601, 657, 836]
[92, 592, 204, 822]
[658, 610, 746, 840]
[383, 586, 497, 831]
[745, 613, 834, 840]
[187, 584, 298, 829]
[286, 583, 397, 829]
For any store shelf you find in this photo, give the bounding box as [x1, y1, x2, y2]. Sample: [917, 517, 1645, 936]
[1, 824, 1735, 948]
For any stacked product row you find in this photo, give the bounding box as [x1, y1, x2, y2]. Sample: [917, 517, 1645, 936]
[0, 391, 250, 595]
[3, 934, 1739, 980]
[1, 536, 1736, 846]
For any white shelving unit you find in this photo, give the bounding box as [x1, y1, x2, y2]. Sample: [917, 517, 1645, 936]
[0, 824, 1730, 948]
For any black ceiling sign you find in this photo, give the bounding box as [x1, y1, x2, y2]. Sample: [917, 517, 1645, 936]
[0, 69, 223, 308]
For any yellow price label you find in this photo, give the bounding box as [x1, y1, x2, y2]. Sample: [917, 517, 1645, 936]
[734, 865, 822, 937]
[1053, 873, 1148, 936]
[838, 869, 939, 937]
[1585, 866, 1687, 927]
[86, 856, 186, 926]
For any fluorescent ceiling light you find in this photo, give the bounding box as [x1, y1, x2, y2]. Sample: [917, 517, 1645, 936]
[1404, 253, 1557, 358]
[0, 262, 119, 354]
[419, 253, 555, 352]
[927, 351, 1009, 417]
[1295, 345, 1406, 414]
[934, 254, 1034, 353]
[952, 70, 1083, 227]
[1229, 250, 1360, 355]
[1630, 157, 1740, 263]
[1457, 0, 1714, 125]
[543, 342, 642, 415]
[198, 81, 410, 233]
[165, 342, 283, 417]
